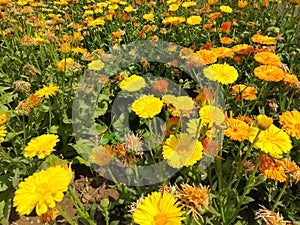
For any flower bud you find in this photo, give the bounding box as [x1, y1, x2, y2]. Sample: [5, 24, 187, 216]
[256, 114, 273, 130]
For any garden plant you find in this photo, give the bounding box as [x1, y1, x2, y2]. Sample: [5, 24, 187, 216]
[0, 0, 300, 224]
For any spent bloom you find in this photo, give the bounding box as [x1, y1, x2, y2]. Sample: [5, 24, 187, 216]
[132, 191, 184, 225]
[13, 165, 71, 216]
[256, 206, 289, 225]
[24, 134, 59, 159]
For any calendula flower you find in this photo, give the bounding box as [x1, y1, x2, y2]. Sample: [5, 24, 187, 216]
[132, 191, 184, 225]
[132, 95, 163, 119]
[34, 83, 59, 99]
[251, 34, 277, 45]
[224, 117, 249, 141]
[186, 119, 201, 138]
[119, 75, 146, 92]
[0, 0, 11, 5]
[89, 145, 113, 166]
[220, 5, 233, 13]
[230, 84, 257, 101]
[0, 114, 8, 125]
[13, 165, 71, 216]
[220, 37, 233, 44]
[162, 16, 186, 25]
[195, 49, 218, 65]
[256, 205, 289, 225]
[254, 52, 281, 66]
[219, 21, 232, 33]
[172, 96, 195, 116]
[259, 155, 288, 182]
[212, 47, 234, 58]
[182, 1, 196, 8]
[278, 158, 300, 183]
[232, 44, 254, 55]
[87, 60, 104, 70]
[254, 65, 284, 82]
[163, 133, 203, 168]
[0, 125, 7, 142]
[248, 124, 292, 158]
[203, 63, 238, 84]
[124, 5, 137, 12]
[143, 12, 154, 20]
[238, 0, 248, 8]
[88, 17, 105, 26]
[24, 134, 59, 159]
[256, 114, 273, 130]
[56, 58, 74, 70]
[279, 110, 300, 140]
[186, 16, 202, 25]
[208, 0, 218, 5]
[199, 105, 225, 127]
[168, 3, 179, 11]
[283, 73, 299, 84]
[152, 80, 168, 93]
[40, 209, 60, 223]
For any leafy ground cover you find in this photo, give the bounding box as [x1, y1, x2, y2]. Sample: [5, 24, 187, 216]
[0, 0, 300, 224]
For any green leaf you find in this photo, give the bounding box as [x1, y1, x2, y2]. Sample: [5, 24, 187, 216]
[110, 221, 119, 225]
[0, 188, 14, 225]
[73, 156, 90, 166]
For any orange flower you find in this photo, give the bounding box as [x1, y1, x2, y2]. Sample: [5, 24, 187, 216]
[208, 12, 222, 22]
[254, 65, 284, 82]
[254, 52, 281, 66]
[212, 47, 234, 58]
[195, 49, 218, 64]
[230, 84, 257, 101]
[279, 110, 300, 140]
[232, 44, 254, 55]
[238, 0, 248, 8]
[251, 34, 277, 45]
[219, 22, 231, 33]
[283, 73, 299, 84]
[220, 37, 233, 44]
[224, 117, 249, 141]
[262, 0, 268, 7]
[152, 80, 169, 93]
[259, 155, 288, 183]
[203, 23, 213, 29]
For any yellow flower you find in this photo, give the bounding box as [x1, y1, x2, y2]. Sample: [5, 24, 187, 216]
[251, 34, 277, 45]
[224, 118, 249, 141]
[220, 5, 233, 13]
[88, 17, 105, 26]
[232, 44, 254, 55]
[13, 165, 71, 216]
[256, 114, 273, 130]
[199, 105, 225, 127]
[162, 16, 186, 25]
[0, 114, 8, 125]
[254, 65, 284, 82]
[168, 3, 179, 11]
[254, 52, 281, 66]
[0, 125, 7, 142]
[186, 16, 202, 25]
[248, 125, 292, 158]
[279, 110, 300, 140]
[182, 1, 196, 8]
[56, 58, 74, 71]
[132, 95, 163, 119]
[34, 83, 59, 99]
[88, 60, 104, 71]
[124, 5, 137, 12]
[208, 0, 218, 5]
[220, 37, 233, 45]
[143, 12, 154, 21]
[24, 134, 59, 159]
[172, 96, 195, 116]
[203, 63, 238, 84]
[119, 75, 146, 92]
[132, 191, 184, 225]
[212, 47, 234, 58]
[60, 42, 71, 53]
[163, 133, 203, 168]
[230, 84, 257, 101]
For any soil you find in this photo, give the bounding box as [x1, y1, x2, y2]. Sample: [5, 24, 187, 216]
[8, 165, 120, 225]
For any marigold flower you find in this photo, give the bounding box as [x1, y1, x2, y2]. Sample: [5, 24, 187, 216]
[26, 94, 42, 107]
[251, 34, 277, 45]
[143, 12, 154, 20]
[186, 16, 202, 25]
[208, 12, 222, 22]
[88, 17, 105, 26]
[219, 21, 232, 33]
[124, 5, 137, 12]
[195, 49, 217, 65]
[230, 84, 257, 101]
[87, 59, 104, 71]
[256, 114, 273, 130]
[172, 96, 195, 116]
[283, 73, 299, 84]
[162, 16, 186, 25]
[220, 37, 233, 44]
[203, 63, 238, 84]
[279, 110, 300, 140]
[40, 209, 60, 223]
[0, 125, 7, 142]
[0, 114, 8, 125]
[132, 191, 184, 225]
[0, 0, 11, 5]
[163, 133, 203, 168]
[248, 124, 292, 158]
[224, 117, 249, 141]
[152, 80, 168, 93]
[220, 5, 233, 13]
[232, 44, 254, 55]
[254, 52, 281, 66]
[168, 3, 179, 11]
[89, 145, 113, 166]
[212, 47, 234, 58]
[238, 0, 248, 8]
[119, 75, 146, 92]
[13, 165, 71, 216]
[60, 42, 71, 53]
[208, 0, 218, 5]
[56, 58, 74, 70]
[254, 65, 284, 82]
[259, 155, 288, 182]
[34, 83, 59, 99]
[199, 105, 225, 127]
[182, 1, 196, 8]
[132, 95, 163, 119]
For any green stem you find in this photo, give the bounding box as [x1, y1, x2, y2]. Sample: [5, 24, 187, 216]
[272, 181, 289, 211]
[56, 204, 76, 225]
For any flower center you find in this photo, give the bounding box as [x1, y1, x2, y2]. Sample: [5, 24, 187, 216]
[154, 213, 167, 225]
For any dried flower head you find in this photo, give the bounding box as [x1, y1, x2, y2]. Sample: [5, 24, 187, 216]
[13, 80, 31, 95]
[123, 133, 143, 153]
[256, 205, 289, 225]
